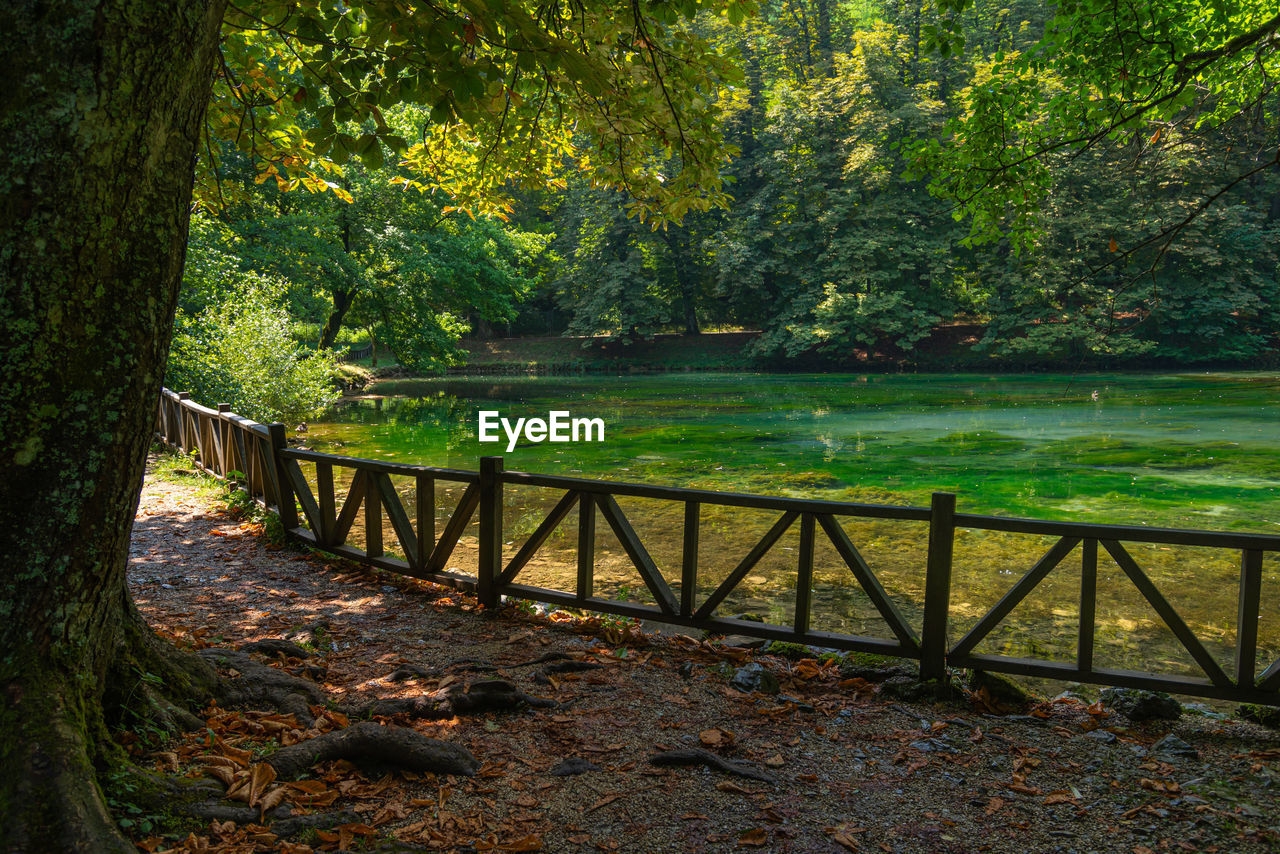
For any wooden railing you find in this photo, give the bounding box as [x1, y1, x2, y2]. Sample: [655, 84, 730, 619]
[157, 390, 286, 511]
[156, 390, 1280, 704]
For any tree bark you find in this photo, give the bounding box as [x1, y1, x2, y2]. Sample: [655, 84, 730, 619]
[0, 0, 228, 849]
[319, 285, 357, 349]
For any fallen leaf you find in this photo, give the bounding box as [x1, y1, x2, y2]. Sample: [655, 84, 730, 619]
[204, 765, 236, 787]
[247, 762, 277, 806]
[737, 828, 768, 847]
[828, 825, 863, 851]
[699, 728, 736, 749]
[258, 785, 287, 816]
[587, 793, 620, 812]
[502, 835, 542, 852]
[716, 781, 754, 795]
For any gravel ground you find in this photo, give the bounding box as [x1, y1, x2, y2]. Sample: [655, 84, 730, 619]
[126, 460, 1280, 854]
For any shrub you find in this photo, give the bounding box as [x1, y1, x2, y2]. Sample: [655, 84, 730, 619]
[166, 275, 338, 424]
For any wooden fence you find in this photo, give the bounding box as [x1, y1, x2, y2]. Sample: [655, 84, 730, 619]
[156, 389, 1280, 704]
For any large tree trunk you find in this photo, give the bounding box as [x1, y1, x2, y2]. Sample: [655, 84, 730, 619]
[0, 0, 227, 850]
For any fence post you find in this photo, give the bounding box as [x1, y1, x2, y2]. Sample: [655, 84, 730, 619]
[176, 392, 191, 452]
[216, 404, 231, 478]
[158, 393, 170, 445]
[268, 423, 298, 530]
[920, 492, 956, 681]
[477, 456, 503, 608]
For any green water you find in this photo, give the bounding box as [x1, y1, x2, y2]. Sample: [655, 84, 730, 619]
[307, 373, 1280, 683]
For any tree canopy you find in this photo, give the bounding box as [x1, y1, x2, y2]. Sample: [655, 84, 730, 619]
[918, 0, 1280, 257]
[204, 0, 746, 221]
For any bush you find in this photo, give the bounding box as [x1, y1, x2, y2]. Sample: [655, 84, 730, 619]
[166, 275, 338, 424]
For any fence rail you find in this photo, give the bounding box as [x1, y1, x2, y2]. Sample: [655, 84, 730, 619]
[156, 389, 1280, 705]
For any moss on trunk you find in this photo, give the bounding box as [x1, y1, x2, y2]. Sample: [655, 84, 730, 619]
[0, 0, 229, 848]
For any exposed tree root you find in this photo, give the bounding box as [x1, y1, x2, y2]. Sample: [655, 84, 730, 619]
[387, 659, 496, 682]
[271, 810, 366, 838]
[387, 664, 435, 682]
[266, 720, 479, 778]
[198, 648, 325, 724]
[544, 660, 604, 675]
[353, 679, 557, 719]
[534, 660, 604, 683]
[648, 748, 777, 782]
[188, 801, 362, 837]
[509, 652, 574, 668]
[120, 772, 364, 839]
[104, 598, 223, 735]
[239, 639, 313, 659]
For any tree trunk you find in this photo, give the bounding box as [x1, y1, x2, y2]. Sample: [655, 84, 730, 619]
[317, 180, 360, 350]
[0, 0, 228, 849]
[319, 286, 357, 349]
[910, 0, 922, 84]
[815, 0, 833, 77]
[662, 230, 702, 335]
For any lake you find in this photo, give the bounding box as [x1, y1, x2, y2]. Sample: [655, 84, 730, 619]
[306, 372, 1280, 681]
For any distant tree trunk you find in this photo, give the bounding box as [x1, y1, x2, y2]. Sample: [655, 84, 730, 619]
[910, 0, 922, 84]
[815, 0, 833, 76]
[319, 286, 357, 349]
[0, 0, 228, 849]
[786, 0, 813, 75]
[662, 230, 702, 335]
[319, 196, 359, 349]
[680, 290, 701, 335]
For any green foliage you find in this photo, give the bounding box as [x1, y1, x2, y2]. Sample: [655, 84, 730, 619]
[166, 273, 338, 425]
[910, 0, 1280, 360]
[187, 0, 1280, 373]
[221, 476, 286, 546]
[102, 770, 166, 836]
[202, 0, 745, 223]
[204, 163, 548, 372]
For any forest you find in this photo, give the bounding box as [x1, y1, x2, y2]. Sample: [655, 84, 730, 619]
[171, 0, 1280, 423]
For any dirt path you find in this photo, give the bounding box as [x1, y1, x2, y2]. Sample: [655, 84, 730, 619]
[126, 462, 1280, 854]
